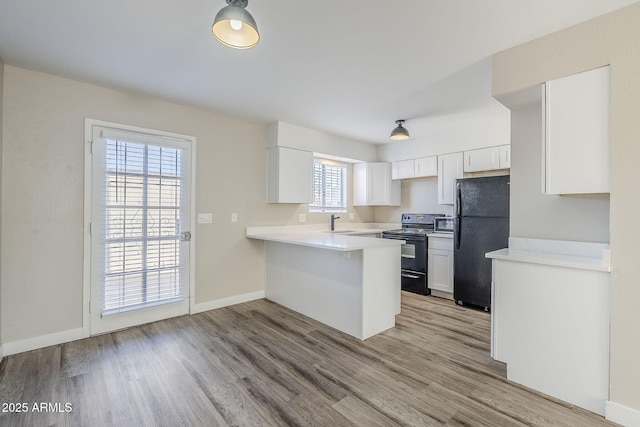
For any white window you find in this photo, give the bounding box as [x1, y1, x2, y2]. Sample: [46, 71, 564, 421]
[310, 159, 347, 212]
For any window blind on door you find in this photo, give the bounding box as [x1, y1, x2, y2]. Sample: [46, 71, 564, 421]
[102, 136, 186, 315]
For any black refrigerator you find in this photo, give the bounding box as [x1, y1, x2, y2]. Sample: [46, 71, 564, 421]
[454, 175, 509, 311]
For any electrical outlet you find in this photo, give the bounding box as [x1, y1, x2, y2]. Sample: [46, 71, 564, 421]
[231, 213, 238, 223]
[349, 212, 355, 220]
[298, 213, 306, 223]
[341, 252, 351, 259]
[198, 213, 212, 224]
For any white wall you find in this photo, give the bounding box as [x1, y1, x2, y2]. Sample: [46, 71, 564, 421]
[268, 121, 377, 162]
[0, 66, 375, 348]
[374, 178, 452, 223]
[374, 96, 510, 223]
[509, 102, 609, 242]
[493, 2, 640, 421]
[265, 120, 376, 226]
[377, 100, 510, 163]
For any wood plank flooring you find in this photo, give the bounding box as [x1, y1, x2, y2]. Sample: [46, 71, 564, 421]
[0, 292, 619, 426]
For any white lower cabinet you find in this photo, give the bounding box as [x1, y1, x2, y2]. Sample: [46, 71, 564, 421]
[428, 235, 454, 299]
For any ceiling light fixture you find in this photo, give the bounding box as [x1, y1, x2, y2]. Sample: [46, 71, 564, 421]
[390, 120, 410, 141]
[212, 0, 259, 49]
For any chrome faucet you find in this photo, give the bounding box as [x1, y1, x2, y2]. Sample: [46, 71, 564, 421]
[330, 214, 340, 231]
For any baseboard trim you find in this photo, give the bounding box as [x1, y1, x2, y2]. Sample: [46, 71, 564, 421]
[191, 290, 265, 314]
[1, 292, 266, 357]
[606, 400, 640, 426]
[2, 327, 85, 357]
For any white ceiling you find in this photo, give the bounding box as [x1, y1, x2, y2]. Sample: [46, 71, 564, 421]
[0, 0, 636, 144]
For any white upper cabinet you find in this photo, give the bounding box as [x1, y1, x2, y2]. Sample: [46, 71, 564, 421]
[414, 156, 438, 177]
[463, 147, 500, 172]
[543, 66, 610, 195]
[391, 156, 438, 180]
[499, 145, 511, 169]
[438, 152, 464, 205]
[353, 162, 400, 206]
[391, 159, 415, 180]
[464, 145, 510, 172]
[267, 147, 313, 203]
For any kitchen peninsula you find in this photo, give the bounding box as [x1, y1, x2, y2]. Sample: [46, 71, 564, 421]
[246, 225, 403, 340]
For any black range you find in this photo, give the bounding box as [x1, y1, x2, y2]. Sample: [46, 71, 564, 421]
[382, 213, 442, 295]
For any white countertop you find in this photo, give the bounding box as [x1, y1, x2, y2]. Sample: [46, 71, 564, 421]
[485, 237, 610, 272]
[246, 223, 403, 251]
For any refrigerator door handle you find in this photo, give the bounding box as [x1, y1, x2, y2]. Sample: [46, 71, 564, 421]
[455, 217, 461, 250]
[456, 182, 462, 217]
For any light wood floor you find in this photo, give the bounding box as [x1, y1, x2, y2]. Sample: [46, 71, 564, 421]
[0, 292, 618, 426]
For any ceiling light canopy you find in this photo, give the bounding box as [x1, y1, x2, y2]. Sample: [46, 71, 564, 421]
[390, 120, 410, 141]
[212, 0, 259, 49]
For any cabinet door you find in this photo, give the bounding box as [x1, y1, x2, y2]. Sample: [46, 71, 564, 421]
[463, 147, 500, 172]
[428, 248, 453, 293]
[353, 162, 400, 206]
[267, 147, 313, 203]
[352, 163, 368, 206]
[544, 66, 610, 194]
[369, 162, 391, 205]
[499, 145, 511, 169]
[438, 152, 463, 205]
[415, 156, 438, 177]
[392, 159, 415, 180]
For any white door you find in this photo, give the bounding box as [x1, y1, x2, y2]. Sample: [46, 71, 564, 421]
[86, 121, 194, 335]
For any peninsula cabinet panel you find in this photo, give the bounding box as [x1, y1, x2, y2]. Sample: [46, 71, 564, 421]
[543, 66, 610, 195]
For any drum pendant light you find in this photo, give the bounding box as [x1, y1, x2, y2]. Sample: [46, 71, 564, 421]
[212, 0, 259, 49]
[390, 120, 410, 141]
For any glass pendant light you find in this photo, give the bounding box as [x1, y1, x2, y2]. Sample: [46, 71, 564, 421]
[390, 120, 410, 141]
[212, 0, 259, 49]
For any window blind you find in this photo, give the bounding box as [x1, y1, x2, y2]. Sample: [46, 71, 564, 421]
[102, 137, 185, 315]
[311, 161, 347, 212]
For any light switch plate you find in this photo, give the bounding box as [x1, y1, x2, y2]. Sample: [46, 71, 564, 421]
[349, 212, 355, 220]
[198, 213, 212, 224]
[298, 213, 306, 223]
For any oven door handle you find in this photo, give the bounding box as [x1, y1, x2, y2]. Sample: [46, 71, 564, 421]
[401, 254, 415, 259]
[382, 234, 407, 241]
[383, 234, 422, 243]
[401, 273, 421, 279]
